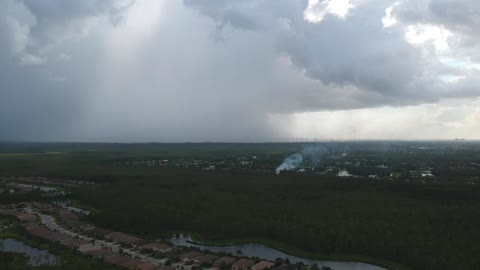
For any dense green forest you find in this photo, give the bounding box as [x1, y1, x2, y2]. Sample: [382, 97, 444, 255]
[69, 169, 480, 270]
[1, 142, 480, 270]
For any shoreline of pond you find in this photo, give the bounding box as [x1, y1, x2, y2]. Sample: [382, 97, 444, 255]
[168, 234, 410, 270]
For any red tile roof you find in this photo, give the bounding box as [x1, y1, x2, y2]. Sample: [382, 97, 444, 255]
[213, 257, 237, 266]
[136, 262, 159, 270]
[232, 259, 256, 269]
[141, 243, 172, 253]
[251, 261, 275, 270]
[179, 251, 204, 260]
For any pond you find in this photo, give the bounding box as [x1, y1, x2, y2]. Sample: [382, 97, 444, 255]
[0, 238, 60, 266]
[56, 201, 91, 215]
[12, 183, 58, 192]
[169, 235, 386, 270]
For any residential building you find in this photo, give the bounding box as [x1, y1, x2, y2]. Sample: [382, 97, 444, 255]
[232, 259, 256, 270]
[141, 243, 173, 253]
[251, 261, 275, 270]
[179, 251, 203, 262]
[213, 257, 236, 267]
[194, 254, 219, 264]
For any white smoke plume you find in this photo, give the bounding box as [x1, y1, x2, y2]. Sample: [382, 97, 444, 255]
[275, 153, 303, 174]
[275, 145, 328, 174]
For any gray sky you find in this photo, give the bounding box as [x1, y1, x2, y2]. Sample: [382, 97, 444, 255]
[1, 0, 480, 142]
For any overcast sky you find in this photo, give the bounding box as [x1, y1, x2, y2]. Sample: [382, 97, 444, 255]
[1, 0, 479, 142]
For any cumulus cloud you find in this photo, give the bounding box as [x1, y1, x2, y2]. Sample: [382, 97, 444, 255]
[0, 0, 479, 142]
[22, 0, 133, 43]
[304, 0, 355, 23]
[385, 0, 480, 60]
[185, 0, 480, 105]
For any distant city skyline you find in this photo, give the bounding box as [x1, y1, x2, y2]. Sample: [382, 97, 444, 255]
[1, 0, 479, 142]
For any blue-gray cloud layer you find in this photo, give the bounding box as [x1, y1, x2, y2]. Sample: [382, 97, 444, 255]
[0, 0, 479, 141]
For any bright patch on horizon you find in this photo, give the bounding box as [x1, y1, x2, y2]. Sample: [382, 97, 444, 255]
[304, 0, 355, 23]
[281, 99, 480, 141]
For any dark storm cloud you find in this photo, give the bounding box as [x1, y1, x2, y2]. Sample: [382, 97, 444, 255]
[22, 0, 133, 40]
[0, 0, 479, 141]
[0, 0, 119, 141]
[282, 8, 421, 94]
[0, 53, 83, 140]
[16, 0, 134, 61]
[184, 0, 305, 31]
[184, 0, 480, 105]
[392, 0, 480, 30]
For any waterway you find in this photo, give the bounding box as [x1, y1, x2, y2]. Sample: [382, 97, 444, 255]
[56, 201, 91, 215]
[12, 183, 58, 192]
[169, 235, 386, 270]
[0, 238, 59, 266]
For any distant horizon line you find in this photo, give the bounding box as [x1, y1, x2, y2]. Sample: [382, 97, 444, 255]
[0, 139, 478, 144]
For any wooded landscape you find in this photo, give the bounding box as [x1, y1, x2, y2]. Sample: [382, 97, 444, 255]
[1, 142, 480, 270]
[74, 169, 480, 270]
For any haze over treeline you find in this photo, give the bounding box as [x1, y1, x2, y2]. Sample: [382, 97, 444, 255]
[1, 0, 480, 142]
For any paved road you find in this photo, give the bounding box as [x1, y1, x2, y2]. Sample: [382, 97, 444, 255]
[27, 209, 166, 266]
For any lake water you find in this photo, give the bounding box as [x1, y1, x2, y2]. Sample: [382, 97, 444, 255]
[169, 235, 386, 270]
[65, 206, 91, 215]
[14, 183, 58, 192]
[56, 201, 91, 215]
[0, 238, 59, 266]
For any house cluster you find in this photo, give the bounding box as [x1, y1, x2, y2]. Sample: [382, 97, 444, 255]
[0, 202, 303, 270]
[0, 176, 93, 188]
[0, 205, 69, 243]
[173, 251, 281, 270]
[0, 203, 172, 270]
[121, 156, 256, 171]
[0, 184, 33, 195]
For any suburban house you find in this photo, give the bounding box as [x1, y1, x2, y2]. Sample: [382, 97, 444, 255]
[179, 251, 204, 262]
[20, 222, 40, 230]
[116, 258, 144, 269]
[251, 261, 275, 270]
[27, 226, 71, 243]
[1, 210, 37, 222]
[104, 231, 147, 247]
[57, 209, 79, 223]
[15, 212, 37, 222]
[68, 221, 95, 232]
[85, 248, 116, 259]
[156, 266, 175, 270]
[141, 243, 173, 254]
[213, 257, 237, 267]
[77, 243, 101, 253]
[60, 238, 90, 249]
[131, 239, 150, 248]
[105, 255, 132, 265]
[194, 254, 219, 264]
[274, 264, 297, 270]
[232, 259, 256, 270]
[135, 261, 159, 270]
